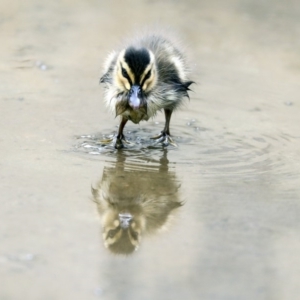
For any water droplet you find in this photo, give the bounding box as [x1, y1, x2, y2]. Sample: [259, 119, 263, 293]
[40, 64, 48, 71]
[285, 101, 293, 106]
[35, 61, 48, 71]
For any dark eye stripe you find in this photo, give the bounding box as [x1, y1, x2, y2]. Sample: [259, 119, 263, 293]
[145, 70, 151, 80]
[106, 226, 120, 239]
[120, 63, 132, 86]
[141, 70, 151, 86]
[122, 67, 128, 78]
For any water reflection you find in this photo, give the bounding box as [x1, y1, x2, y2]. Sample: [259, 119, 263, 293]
[92, 150, 182, 255]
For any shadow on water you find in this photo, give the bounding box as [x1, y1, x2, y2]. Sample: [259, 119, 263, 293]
[91, 150, 182, 255]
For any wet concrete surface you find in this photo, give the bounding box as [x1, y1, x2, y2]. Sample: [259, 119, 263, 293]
[1, 0, 300, 299]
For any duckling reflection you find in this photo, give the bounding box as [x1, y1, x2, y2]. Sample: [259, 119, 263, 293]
[92, 151, 182, 254]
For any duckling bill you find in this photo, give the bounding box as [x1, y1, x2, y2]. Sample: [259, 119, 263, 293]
[100, 34, 193, 149]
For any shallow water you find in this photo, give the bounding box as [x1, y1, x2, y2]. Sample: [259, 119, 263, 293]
[1, 0, 300, 299]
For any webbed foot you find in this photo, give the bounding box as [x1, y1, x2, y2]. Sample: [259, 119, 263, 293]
[97, 135, 131, 149]
[98, 137, 114, 145]
[150, 132, 177, 147]
[115, 135, 131, 149]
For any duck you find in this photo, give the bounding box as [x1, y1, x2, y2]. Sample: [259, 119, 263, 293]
[100, 33, 193, 149]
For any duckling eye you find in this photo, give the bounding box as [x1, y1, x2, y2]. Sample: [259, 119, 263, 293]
[121, 67, 129, 79]
[141, 70, 152, 88]
[144, 70, 151, 80]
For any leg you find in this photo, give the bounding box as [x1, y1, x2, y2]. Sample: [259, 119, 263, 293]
[163, 108, 172, 136]
[99, 117, 129, 148]
[115, 117, 128, 149]
[151, 109, 177, 147]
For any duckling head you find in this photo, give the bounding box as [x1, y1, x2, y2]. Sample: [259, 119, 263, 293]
[114, 47, 157, 111]
[102, 211, 145, 255]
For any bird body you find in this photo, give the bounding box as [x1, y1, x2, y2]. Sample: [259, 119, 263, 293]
[100, 33, 193, 148]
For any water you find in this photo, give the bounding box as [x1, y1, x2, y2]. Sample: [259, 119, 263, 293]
[91, 150, 182, 254]
[75, 117, 300, 181]
[1, 0, 300, 299]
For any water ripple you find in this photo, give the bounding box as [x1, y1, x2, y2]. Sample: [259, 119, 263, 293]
[73, 119, 300, 180]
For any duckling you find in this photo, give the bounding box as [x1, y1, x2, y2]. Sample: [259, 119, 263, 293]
[100, 33, 193, 149]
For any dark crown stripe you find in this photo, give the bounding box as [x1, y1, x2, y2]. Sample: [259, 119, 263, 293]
[124, 47, 150, 84]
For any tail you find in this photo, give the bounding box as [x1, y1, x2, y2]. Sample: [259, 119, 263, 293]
[182, 80, 194, 99]
[184, 81, 194, 91]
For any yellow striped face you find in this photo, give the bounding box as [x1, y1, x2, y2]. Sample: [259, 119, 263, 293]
[115, 49, 157, 92]
[139, 51, 157, 92]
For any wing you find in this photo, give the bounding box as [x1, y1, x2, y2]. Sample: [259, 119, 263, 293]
[100, 51, 117, 84]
